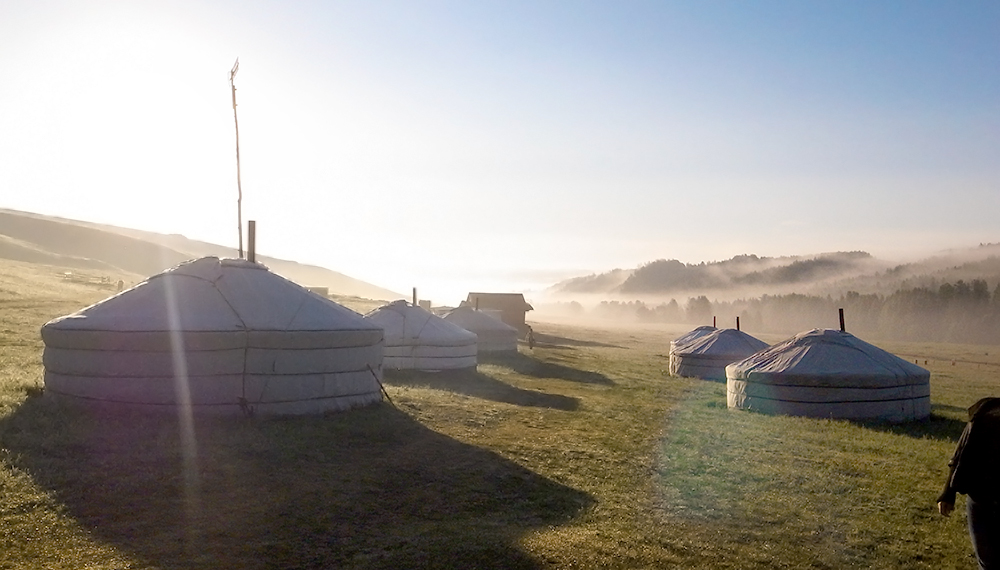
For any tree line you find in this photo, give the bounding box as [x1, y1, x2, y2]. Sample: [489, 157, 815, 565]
[577, 279, 1000, 344]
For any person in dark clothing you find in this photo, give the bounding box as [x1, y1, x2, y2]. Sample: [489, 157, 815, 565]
[938, 397, 1000, 570]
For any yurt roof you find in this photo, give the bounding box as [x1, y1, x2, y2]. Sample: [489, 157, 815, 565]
[444, 306, 518, 332]
[727, 328, 929, 385]
[43, 257, 379, 335]
[672, 326, 718, 348]
[674, 328, 768, 357]
[365, 300, 476, 345]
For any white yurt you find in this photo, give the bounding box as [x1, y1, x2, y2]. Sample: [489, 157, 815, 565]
[726, 328, 931, 422]
[443, 306, 519, 353]
[41, 257, 385, 415]
[668, 325, 718, 375]
[670, 328, 769, 380]
[364, 300, 477, 371]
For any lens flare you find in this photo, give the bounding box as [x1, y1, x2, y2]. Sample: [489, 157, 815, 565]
[163, 271, 202, 546]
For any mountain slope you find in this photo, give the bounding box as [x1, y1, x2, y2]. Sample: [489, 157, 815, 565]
[547, 246, 1000, 299]
[0, 209, 402, 300]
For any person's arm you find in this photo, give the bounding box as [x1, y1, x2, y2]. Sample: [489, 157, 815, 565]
[937, 423, 972, 516]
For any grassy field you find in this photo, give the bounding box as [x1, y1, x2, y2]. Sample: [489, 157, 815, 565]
[0, 258, 995, 569]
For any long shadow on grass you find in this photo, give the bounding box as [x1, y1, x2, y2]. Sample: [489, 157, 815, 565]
[385, 369, 579, 411]
[532, 332, 624, 350]
[480, 352, 615, 386]
[849, 410, 967, 442]
[1, 395, 593, 570]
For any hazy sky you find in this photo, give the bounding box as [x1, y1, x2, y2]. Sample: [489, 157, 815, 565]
[1, 1, 998, 303]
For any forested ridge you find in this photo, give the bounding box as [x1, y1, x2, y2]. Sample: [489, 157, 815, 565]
[551, 251, 880, 295]
[550, 245, 1000, 298]
[558, 278, 1000, 344]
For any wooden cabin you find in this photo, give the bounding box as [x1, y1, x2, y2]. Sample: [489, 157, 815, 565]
[465, 292, 533, 331]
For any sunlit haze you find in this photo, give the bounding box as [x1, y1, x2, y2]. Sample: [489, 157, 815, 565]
[2, 1, 997, 304]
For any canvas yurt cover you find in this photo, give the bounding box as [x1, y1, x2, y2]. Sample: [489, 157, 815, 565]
[668, 325, 718, 375]
[443, 306, 518, 353]
[670, 328, 769, 380]
[364, 300, 477, 370]
[41, 257, 385, 415]
[726, 328, 930, 422]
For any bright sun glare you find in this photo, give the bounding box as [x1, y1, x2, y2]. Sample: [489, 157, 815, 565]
[1, 2, 997, 304]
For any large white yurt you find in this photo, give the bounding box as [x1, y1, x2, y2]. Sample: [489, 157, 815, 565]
[41, 257, 385, 415]
[364, 300, 477, 371]
[670, 328, 769, 380]
[668, 325, 718, 375]
[443, 306, 519, 353]
[726, 328, 930, 422]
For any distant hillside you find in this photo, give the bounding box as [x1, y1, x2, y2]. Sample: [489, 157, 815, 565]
[0, 233, 123, 273]
[549, 252, 882, 296]
[550, 268, 633, 294]
[0, 209, 403, 301]
[822, 246, 1000, 295]
[731, 252, 875, 287]
[547, 246, 1000, 300]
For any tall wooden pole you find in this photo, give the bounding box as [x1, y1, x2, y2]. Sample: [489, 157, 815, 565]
[230, 58, 244, 259]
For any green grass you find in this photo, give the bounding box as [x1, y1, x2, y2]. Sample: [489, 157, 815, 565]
[0, 257, 993, 569]
[657, 384, 971, 569]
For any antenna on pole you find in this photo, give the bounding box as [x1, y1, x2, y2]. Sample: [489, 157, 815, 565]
[230, 58, 244, 259]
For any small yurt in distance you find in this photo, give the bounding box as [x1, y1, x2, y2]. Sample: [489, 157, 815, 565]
[668, 325, 718, 375]
[364, 300, 477, 371]
[41, 257, 385, 415]
[443, 306, 519, 353]
[670, 328, 769, 381]
[726, 328, 930, 422]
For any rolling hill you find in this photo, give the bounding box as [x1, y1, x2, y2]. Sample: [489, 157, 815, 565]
[0, 208, 403, 301]
[548, 246, 1000, 300]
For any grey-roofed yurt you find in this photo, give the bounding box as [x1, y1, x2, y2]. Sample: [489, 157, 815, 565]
[364, 300, 477, 371]
[443, 306, 519, 353]
[670, 328, 769, 380]
[668, 325, 717, 375]
[41, 257, 385, 415]
[726, 328, 930, 422]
